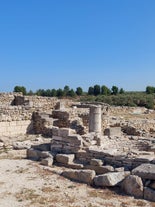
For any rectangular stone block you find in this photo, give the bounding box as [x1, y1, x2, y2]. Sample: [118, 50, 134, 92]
[132, 163, 155, 180]
[58, 128, 75, 138]
[104, 127, 122, 137]
[56, 154, 75, 164]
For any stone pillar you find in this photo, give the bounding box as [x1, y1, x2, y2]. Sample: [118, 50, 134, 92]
[56, 101, 65, 110]
[89, 105, 102, 133]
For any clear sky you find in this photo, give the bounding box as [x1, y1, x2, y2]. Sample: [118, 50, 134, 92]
[0, 0, 155, 92]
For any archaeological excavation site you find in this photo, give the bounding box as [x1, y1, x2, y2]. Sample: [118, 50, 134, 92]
[1, 92, 155, 205]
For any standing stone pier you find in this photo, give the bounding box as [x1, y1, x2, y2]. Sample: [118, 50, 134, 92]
[89, 105, 102, 133]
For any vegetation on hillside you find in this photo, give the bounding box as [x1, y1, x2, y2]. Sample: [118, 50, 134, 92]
[13, 85, 155, 109]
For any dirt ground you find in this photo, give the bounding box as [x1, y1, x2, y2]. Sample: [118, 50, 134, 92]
[0, 158, 155, 207]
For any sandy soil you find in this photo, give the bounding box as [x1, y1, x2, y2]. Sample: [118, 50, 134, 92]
[0, 159, 155, 207]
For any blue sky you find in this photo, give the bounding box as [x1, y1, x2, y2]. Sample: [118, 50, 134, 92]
[0, 0, 155, 92]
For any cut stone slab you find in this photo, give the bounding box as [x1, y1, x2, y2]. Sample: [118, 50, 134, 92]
[58, 128, 75, 138]
[94, 172, 129, 187]
[121, 175, 143, 198]
[27, 148, 41, 161]
[132, 163, 155, 180]
[67, 163, 84, 169]
[104, 127, 122, 137]
[13, 141, 31, 150]
[144, 187, 155, 202]
[90, 159, 103, 166]
[41, 157, 53, 166]
[85, 165, 114, 175]
[56, 154, 75, 164]
[62, 169, 96, 185]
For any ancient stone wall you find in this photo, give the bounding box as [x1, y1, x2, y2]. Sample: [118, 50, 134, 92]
[0, 120, 33, 136]
[0, 92, 21, 106]
[0, 93, 58, 136]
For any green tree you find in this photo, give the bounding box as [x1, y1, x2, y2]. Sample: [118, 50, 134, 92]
[94, 84, 101, 96]
[111, 86, 118, 95]
[101, 85, 111, 95]
[146, 86, 155, 94]
[76, 87, 83, 96]
[51, 89, 57, 97]
[67, 89, 76, 97]
[56, 88, 64, 97]
[88, 86, 94, 95]
[64, 85, 70, 96]
[36, 89, 44, 96]
[119, 88, 125, 94]
[14, 86, 27, 95]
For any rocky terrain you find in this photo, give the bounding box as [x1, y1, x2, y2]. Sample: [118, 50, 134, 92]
[1, 93, 155, 206]
[0, 157, 155, 207]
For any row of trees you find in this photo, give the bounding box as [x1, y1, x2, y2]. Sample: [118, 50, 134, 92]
[13, 85, 125, 97]
[13, 85, 155, 109]
[14, 85, 155, 97]
[88, 85, 124, 96]
[14, 85, 83, 97]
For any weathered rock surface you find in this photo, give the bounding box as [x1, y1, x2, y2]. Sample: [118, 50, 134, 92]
[40, 157, 53, 166]
[132, 163, 155, 180]
[121, 175, 143, 198]
[144, 187, 155, 202]
[13, 141, 31, 150]
[85, 165, 114, 175]
[90, 158, 103, 166]
[94, 172, 129, 187]
[55, 154, 75, 164]
[62, 169, 96, 185]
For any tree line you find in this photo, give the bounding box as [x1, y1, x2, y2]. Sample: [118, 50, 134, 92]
[13, 85, 125, 97]
[13, 85, 155, 109]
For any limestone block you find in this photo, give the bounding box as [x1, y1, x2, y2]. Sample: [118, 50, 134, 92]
[104, 127, 122, 137]
[0, 122, 10, 127]
[134, 155, 155, 163]
[62, 169, 96, 185]
[9, 121, 17, 126]
[132, 163, 155, 180]
[33, 143, 51, 151]
[41, 157, 53, 166]
[52, 136, 63, 141]
[39, 151, 53, 159]
[144, 187, 155, 202]
[58, 128, 75, 138]
[75, 150, 88, 159]
[90, 159, 103, 166]
[52, 127, 59, 136]
[56, 154, 75, 164]
[94, 172, 129, 187]
[67, 163, 84, 169]
[121, 175, 143, 198]
[115, 167, 125, 172]
[27, 148, 41, 161]
[13, 141, 31, 150]
[85, 165, 114, 175]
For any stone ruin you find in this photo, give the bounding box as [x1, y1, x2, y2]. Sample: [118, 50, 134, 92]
[1, 93, 155, 201]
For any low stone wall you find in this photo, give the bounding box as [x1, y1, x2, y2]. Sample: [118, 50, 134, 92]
[0, 93, 59, 137]
[0, 120, 33, 136]
[0, 92, 22, 106]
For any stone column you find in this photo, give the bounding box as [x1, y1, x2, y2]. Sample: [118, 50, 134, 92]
[57, 101, 65, 110]
[89, 105, 102, 133]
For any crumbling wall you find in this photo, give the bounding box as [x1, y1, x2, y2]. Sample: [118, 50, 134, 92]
[0, 93, 58, 136]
